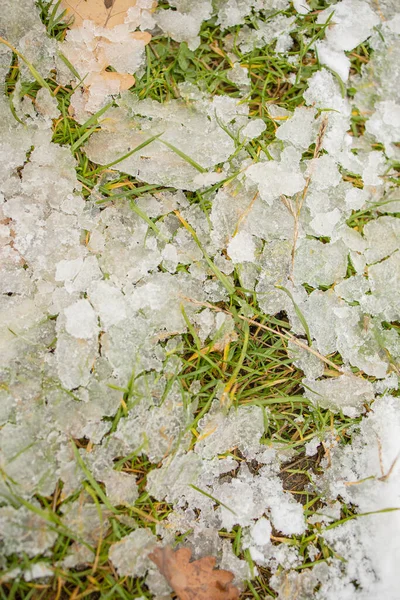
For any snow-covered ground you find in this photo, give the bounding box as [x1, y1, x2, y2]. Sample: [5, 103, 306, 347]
[0, 0, 400, 598]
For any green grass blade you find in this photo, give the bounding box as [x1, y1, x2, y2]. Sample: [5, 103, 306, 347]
[71, 440, 118, 513]
[92, 132, 163, 173]
[158, 139, 207, 173]
[189, 484, 237, 514]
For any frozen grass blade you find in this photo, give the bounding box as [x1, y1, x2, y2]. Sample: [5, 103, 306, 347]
[158, 139, 207, 173]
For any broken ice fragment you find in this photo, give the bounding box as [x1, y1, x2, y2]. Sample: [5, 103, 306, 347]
[241, 118, 266, 140]
[84, 98, 236, 191]
[195, 404, 265, 460]
[294, 239, 348, 288]
[303, 374, 374, 416]
[88, 280, 127, 329]
[304, 68, 350, 116]
[275, 107, 317, 150]
[250, 517, 272, 546]
[246, 147, 305, 206]
[315, 41, 350, 82]
[109, 528, 157, 576]
[307, 155, 342, 191]
[317, 0, 380, 52]
[227, 231, 257, 263]
[363, 216, 400, 264]
[64, 299, 99, 339]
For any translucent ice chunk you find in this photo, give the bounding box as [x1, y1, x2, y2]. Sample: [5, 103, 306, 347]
[227, 231, 257, 263]
[195, 404, 265, 459]
[85, 97, 236, 191]
[64, 299, 99, 340]
[109, 528, 157, 576]
[294, 239, 348, 287]
[363, 216, 400, 264]
[88, 280, 127, 329]
[0, 506, 57, 557]
[146, 452, 203, 503]
[304, 68, 350, 116]
[317, 0, 380, 52]
[246, 147, 305, 205]
[154, 1, 213, 50]
[365, 101, 400, 151]
[226, 63, 251, 91]
[334, 274, 370, 303]
[241, 118, 267, 140]
[276, 107, 317, 150]
[368, 253, 400, 321]
[307, 155, 342, 191]
[303, 374, 374, 416]
[315, 42, 350, 81]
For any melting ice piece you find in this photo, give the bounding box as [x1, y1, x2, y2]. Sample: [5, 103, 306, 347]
[366, 101, 400, 155]
[246, 146, 305, 205]
[154, 0, 213, 50]
[288, 341, 325, 379]
[146, 452, 203, 504]
[363, 216, 400, 264]
[334, 274, 370, 303]
[306, 155, 342, 191]
[195, 404, 265, 459]
[0, 506, 57, 557]
[84, 96, 236, 191]
[227, 231, 257, 263]
[64, 299, 99, 339]
[276, 107, 318, 150]
[88, 280, 127, 329]
[315, 41, 351, 81]
[303, 374, 374, 416]
[241, 118, 266, 140]
[227, 63, 251, 91]
[294, 239, 348, 287]
[368, 252, 400, 321]
[315, 395, 400, 599]
[109, 528, 157, 576]
[317, 0, 380, 51]
[304, 68, 350, 116]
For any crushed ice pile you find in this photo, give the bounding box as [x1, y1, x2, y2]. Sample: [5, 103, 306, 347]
[1, 0, 400, 598]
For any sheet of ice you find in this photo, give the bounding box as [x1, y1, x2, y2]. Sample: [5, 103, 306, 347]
[303, 374, 375, 416]
[84, 97, 237, 191]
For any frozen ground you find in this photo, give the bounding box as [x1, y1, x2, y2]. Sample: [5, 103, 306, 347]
[0, 0, 400, 598]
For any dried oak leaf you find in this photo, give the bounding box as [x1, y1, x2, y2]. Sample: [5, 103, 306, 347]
[61, 0, 139, 29]
[149, 546, 240, 600]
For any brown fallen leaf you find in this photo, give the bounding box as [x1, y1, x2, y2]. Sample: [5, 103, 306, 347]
[149, 546, 240, 600]
[61, 0, 140, 29]
[59, 0, 154, 116]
